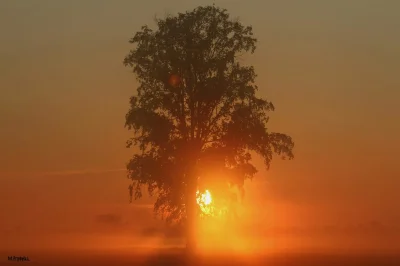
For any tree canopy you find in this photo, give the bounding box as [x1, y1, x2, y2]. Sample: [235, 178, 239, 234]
[123, 5, 294, 226]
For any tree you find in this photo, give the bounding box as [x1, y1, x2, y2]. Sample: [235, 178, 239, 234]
[123, 5, 294, 252]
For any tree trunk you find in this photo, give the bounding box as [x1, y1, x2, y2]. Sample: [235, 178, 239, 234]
[184, 141, 201, 256]
[185, 173, 198, 255]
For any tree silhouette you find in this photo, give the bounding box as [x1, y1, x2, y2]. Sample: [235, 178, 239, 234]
[123, 5, 294, 251]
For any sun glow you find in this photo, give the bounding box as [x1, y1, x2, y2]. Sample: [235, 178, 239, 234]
[196, 190, 214, 215]
[197, 190, 212, 205]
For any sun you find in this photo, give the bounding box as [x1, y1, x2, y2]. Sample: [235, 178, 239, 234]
[197, 190, 212, 205]
[196, 189, 213, 215]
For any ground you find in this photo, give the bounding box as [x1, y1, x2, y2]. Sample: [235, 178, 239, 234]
[1, 248, 400, 266]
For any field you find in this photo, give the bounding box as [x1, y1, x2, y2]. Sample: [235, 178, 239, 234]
[1, 248, 400, 266]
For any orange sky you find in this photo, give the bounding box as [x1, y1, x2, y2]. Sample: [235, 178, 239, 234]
[1, 0, 399, 252]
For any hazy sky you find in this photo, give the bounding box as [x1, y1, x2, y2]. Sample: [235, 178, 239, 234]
[1, 0, 399, 251]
